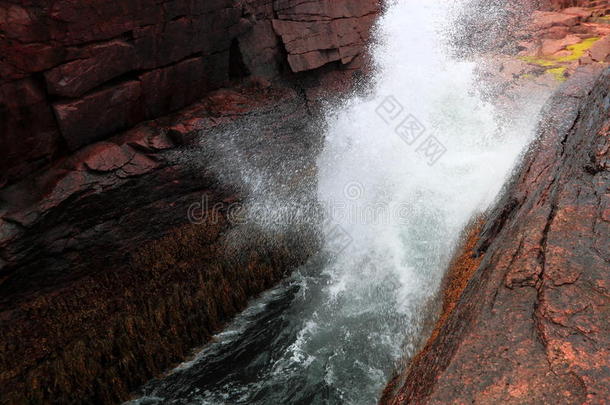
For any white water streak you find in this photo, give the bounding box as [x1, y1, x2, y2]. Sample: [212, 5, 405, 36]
[312, 0, 548, 399]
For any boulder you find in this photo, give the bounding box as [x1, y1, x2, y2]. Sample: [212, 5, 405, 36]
[588, 35, 610, 61]
[540, 34, 581, 55]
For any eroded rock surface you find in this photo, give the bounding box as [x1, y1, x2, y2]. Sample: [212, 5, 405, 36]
[0, 1, 380, 403]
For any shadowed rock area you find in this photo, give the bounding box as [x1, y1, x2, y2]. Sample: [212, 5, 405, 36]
[0, 84, 323, 405]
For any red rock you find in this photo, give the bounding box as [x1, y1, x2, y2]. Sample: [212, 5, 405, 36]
[2, 43, 66, 77]
[532, 11, 580, 30]
[238, 20, 282, 78]
[540, 25, 570, 39]
[545, 0, 597, 11]
[274, 0, 378, 21]
[0, 82, 322, 404]
[561, 7, 594, 19]
[80, 142, 134, 172]
[53, 80, 142, 151]
[119, 126, 175, 153]
[153, 17, 194, 66]
[273, 14, 376, 72]
[0, 79, 60, 184]
[48, 0, 158, 45]
[139, 55, 227, 118]
[0, 4, 42, 42]
[0, 0, 378, 187]
[44, 40, 135, 98]
[588, 35, 610, 61]
[540, 34, 581, 55]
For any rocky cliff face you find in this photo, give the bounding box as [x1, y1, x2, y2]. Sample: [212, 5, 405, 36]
[0, 1, 379, 403]
[0, 0, 379, 187]
[382, 63, 610, 405]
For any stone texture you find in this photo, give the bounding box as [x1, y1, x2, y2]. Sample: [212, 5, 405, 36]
[272, 0, 379, 72]
[53, 80, 143, 151]
[0, 0, 379, 186]
[540, 34, 581, 54]
[532, 10, 580, 29]
[512, 1, 610, 83]
[44, 40, 136, 98]
[383, 65, 610, 405]
[0, 78, 61, 186]
[588, 35, 610, 62]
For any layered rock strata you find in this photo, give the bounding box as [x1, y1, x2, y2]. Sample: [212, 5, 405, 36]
[0, 0, 379, 186]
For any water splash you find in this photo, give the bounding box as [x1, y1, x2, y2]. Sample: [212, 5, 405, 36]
[313, 0, 548, 400]
[127, 1, 552, 404]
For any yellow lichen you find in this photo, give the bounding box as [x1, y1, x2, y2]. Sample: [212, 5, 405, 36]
[546, 67, 567, 82]
[518, 37, 600, 81]
[554, 37, 600, 62]
[518, 56, 557, 67]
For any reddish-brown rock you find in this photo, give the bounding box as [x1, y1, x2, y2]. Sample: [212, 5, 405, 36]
[272, 0, 379, 72]
[138, 54, 228, 118]
[588, 35, 610, 62]
[53, 80, 143, 151]
[383, 65, 610, 405]
[44, 40, 136, 98]
[532, 10, 581, 29]
[0, 78, 61, 185]
[0, 0, 379, 186]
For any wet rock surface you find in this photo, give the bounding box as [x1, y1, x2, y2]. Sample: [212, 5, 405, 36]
[382, 64, 610, 405]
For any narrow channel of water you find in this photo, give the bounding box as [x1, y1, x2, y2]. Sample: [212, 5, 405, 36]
[127, 1, 552, 404]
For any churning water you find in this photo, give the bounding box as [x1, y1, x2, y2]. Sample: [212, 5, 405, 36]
[128, 1, 552, 404]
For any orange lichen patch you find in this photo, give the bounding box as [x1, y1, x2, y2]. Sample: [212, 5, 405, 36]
[379, 219, 484, 404]
[429, 219, 485, 344]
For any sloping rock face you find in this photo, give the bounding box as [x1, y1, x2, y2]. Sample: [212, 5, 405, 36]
[0, 0, 380, 186]
[0, 85, 323, 404]
[383, 65, 610, 405]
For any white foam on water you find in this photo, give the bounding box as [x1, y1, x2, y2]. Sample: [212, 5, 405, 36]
[126, 1, 553, 403]
[312, 0, 550, 400]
